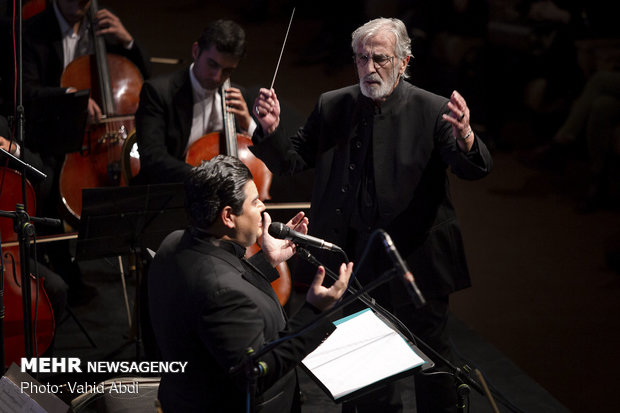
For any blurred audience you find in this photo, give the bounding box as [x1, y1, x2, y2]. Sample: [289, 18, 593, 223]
[485, 0, 589, 150]
[525, 70, 620, 212]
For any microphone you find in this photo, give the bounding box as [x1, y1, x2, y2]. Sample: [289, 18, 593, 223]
[268, 222, 340, 252]
[381, 231, 426, 308]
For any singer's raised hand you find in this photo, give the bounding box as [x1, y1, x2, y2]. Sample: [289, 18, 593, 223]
[261, 211, 308, 267]
[306, 263, 353, 311]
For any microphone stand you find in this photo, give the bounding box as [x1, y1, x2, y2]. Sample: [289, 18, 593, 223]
[345, 230, 519, 412]
[301, 247, 488, 411]
[246, 228, 517, 413]
[0, 202, 62, 368]
[302, 250, 519, 412]
[332, 229, 520, 413]
[280, 229, 518, 413]
[0, 0, 61, 371]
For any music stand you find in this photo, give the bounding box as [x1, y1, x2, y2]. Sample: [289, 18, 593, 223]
[24, 89, 89, 155]
[301, 308, 434, 404]
[76, 183, 188, 360]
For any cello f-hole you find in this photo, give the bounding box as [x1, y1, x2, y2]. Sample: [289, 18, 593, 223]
[4, 251, 20, 287]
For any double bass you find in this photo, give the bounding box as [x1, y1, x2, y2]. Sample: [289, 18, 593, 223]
[58, 0, 142, 225]
[185, 79, 291, 305]
[0, 166, 55, 367]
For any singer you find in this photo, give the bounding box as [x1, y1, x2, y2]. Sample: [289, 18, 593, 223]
[251, 17, 493, 413]
[147, 155, 352, 412]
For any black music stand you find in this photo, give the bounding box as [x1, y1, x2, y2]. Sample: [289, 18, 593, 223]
[24, 89, 89, 155]
[76, 183, 187, 360]
[301, 308, 434, 404]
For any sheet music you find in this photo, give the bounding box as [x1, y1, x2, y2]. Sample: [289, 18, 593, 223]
[0, 377, 46, 413]
[302, 308, 426, 400]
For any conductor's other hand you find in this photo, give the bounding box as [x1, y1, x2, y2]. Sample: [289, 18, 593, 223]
[253, 88, 280, 134]
[306, 263, 353, 311]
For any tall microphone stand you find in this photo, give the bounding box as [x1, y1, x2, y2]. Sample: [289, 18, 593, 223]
[301, 230, 519, 413]
[233, 229, 517, 413]
[298, 246, 490, 412]
[0, 0, 61, 371]
[0, 151, 58, 371]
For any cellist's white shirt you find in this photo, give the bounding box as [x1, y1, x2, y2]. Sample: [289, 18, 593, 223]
[53, 0, 84, 69]
[187, 63, 222, 154]
[53, 1, 135, 72]
[186, 64, 257, 155]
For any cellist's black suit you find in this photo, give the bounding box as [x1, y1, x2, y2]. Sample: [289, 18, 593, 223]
[21, 5, 150, 101]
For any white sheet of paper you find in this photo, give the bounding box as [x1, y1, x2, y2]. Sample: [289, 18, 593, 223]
[302, 308, 426, 400]
[0, 377, 46, 413]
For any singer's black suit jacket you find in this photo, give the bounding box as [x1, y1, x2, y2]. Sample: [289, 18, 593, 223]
[148, 229, 334, 413]
[252, 80, 492, 303]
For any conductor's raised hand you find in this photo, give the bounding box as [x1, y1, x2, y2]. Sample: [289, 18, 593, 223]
[253, 88, 280, 134]
[261, 211, 308, 267]
[442, 90, 475, 152]
[306, 263, 353, 311]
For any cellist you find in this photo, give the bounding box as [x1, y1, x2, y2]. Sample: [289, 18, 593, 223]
[134, 19, 254, 185]
[134, 20, 300, 361]
[22, 0, 151, 123]
[20, 0, 150, 306]
[134, 20, 260, 361]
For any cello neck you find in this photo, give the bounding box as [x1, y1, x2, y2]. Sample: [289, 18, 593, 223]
[89, 0, 115, 116]
[221, 78, 238, 157]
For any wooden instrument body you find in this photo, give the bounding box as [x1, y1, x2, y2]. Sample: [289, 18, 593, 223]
[185, 131, 273, 202]
[0, 167, 55, 366]
[58, 3, 143, 223]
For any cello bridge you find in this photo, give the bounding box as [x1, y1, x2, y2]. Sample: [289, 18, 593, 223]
[98, 124, 128, 145]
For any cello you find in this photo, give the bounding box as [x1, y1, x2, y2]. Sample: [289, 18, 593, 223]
[58, 0, 142, 225]
[0, 166, 55, 367]
[185, 79, 291, 305]
[22, 0, 46, 20]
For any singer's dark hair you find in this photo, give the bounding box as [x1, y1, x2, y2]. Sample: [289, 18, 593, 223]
[184, 155, 253, 229]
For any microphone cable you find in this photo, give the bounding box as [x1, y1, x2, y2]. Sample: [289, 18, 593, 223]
[296, 231, 419, 349]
